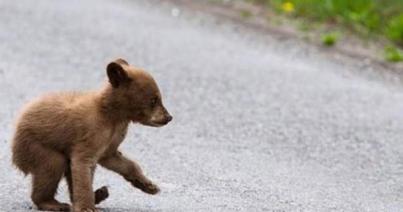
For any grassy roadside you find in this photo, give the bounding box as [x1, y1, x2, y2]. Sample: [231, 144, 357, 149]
[244, 0, 403, 62]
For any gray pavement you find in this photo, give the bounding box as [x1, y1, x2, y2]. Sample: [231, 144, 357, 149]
[0, 0, 403, 211]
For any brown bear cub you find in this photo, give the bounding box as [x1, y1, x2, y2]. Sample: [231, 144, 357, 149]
[11, 58, 172, 212]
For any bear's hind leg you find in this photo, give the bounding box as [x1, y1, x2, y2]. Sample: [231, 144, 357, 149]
[31, 148, 70, 211]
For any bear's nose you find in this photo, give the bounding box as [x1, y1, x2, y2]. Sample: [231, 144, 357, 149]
[166, 115, 173, 123]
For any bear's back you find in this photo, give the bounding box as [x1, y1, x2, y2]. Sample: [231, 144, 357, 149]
[14, 91, 97, 151]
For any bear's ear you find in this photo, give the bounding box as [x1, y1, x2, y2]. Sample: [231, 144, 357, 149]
[115, 58, 129, 66]
[106, 60, 130, 88]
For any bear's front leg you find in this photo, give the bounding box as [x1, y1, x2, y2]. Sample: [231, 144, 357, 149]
[99, 151, 160, 194]
[71, 154, 98, 212]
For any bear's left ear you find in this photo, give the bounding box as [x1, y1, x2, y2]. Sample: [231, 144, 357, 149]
[106, 60, 130, 88]
[115, 58, 129, 66]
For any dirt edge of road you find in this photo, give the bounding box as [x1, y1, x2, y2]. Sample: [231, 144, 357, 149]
[163, 0, 403, 81]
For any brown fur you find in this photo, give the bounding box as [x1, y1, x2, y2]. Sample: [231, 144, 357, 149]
[11, 59, 172, 212]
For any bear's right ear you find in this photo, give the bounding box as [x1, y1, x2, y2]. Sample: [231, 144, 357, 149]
[106, 61, 130, 88]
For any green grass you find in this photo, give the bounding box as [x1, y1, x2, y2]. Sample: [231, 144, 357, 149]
[247, 0, 403, 61]
[386, 14, 403, 46]
[384, 46, 403, 62]
[321, 32, 339, 46]
[240, 9, 253, 19]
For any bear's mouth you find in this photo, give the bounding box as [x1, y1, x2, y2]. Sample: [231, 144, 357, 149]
[132, 119, 163, 127]
[147, 120, 168, 127]
[141, 118, 172, 127]
[133, 114, 172, 127]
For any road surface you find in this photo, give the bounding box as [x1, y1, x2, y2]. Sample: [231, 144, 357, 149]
[0, 0, 402, 211]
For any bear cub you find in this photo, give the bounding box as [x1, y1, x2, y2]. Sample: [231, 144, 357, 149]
[11, 58, 172, 212]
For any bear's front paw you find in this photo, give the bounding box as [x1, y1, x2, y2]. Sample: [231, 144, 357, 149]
[143, 181, 160, 195]
[132, 179, 160, 195]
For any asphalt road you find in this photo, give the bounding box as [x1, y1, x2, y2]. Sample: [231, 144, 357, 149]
[0, 0, 403, 211]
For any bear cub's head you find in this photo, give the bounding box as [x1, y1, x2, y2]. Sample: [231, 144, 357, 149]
[106, 58, 172, 127]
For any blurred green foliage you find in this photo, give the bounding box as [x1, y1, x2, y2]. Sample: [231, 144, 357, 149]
[248, 0, 403, 47]
[386, 14, 403, 46]
[321, 32, 339, 46]
[384, 46, 403, 62]
[240, 9, 253, 19]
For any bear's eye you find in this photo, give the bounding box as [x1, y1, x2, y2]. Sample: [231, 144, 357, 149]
[150, 96, 158, 107]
